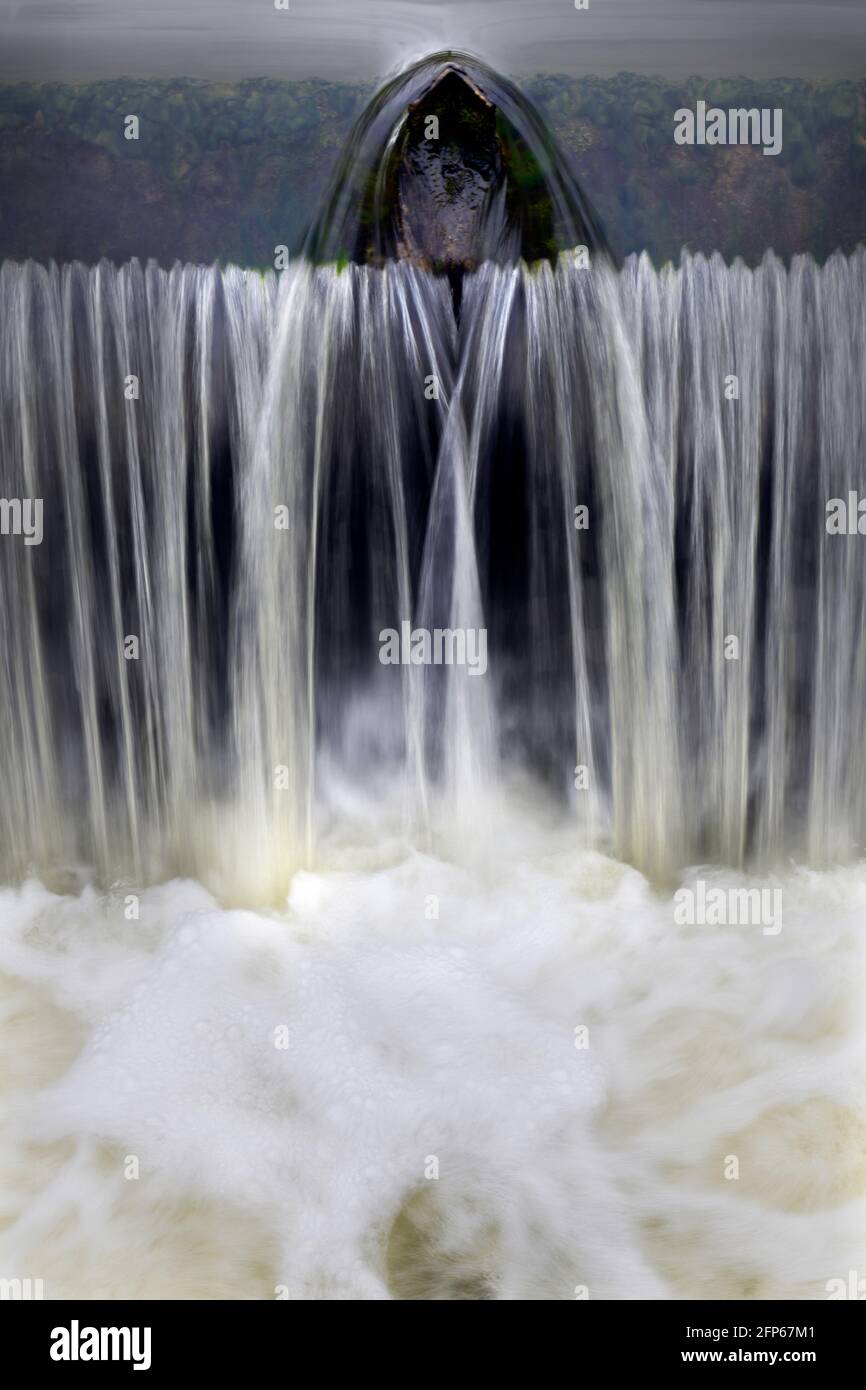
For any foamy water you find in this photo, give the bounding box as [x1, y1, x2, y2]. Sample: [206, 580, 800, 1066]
[2, 242, 865, 1299]
[2, 786, 864, 1300]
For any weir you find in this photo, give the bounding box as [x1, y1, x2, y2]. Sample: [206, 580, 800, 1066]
[0, 57, 864, 898]
[1, 248, 864, 896]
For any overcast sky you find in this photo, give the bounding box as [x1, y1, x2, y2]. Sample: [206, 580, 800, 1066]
[0, 0, 864, 82]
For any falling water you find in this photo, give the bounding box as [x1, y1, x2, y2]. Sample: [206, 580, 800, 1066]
[1, 250, 864, 896]
[1, 30, 865, 1299]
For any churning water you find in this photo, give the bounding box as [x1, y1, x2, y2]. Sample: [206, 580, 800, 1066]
[1, 249, 865, 1298]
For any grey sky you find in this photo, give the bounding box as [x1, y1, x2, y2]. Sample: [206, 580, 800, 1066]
[0, 0, 864, 82]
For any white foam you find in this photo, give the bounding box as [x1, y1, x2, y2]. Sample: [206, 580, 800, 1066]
[1, 794, 864, 1299]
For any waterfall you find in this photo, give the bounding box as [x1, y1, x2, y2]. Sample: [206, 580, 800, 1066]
[1, 249, 864, 896]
